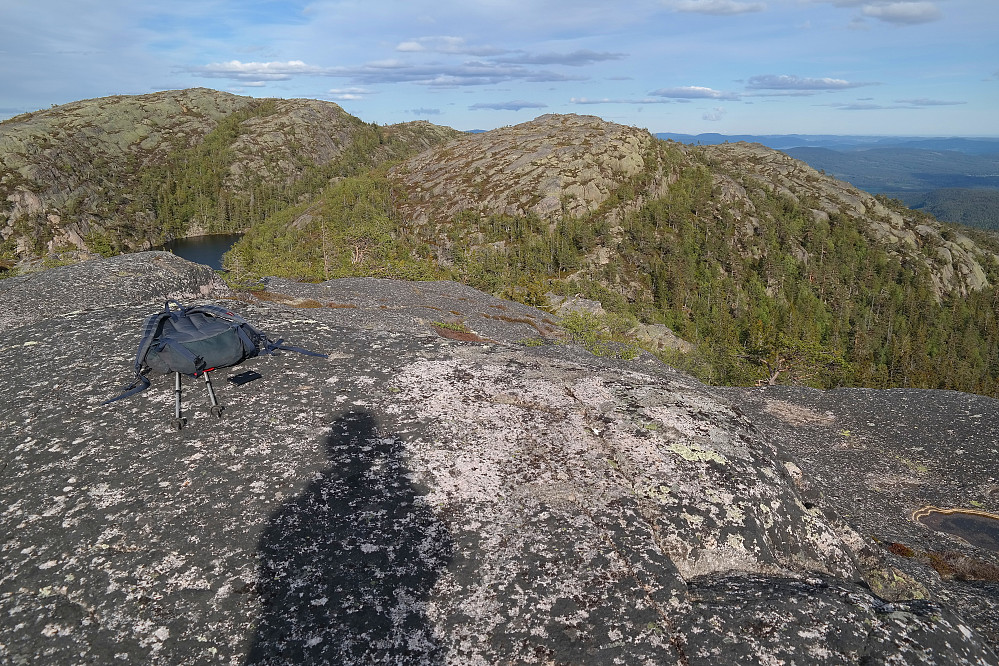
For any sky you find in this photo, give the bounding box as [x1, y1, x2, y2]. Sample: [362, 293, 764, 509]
[1, 0, 997, 136]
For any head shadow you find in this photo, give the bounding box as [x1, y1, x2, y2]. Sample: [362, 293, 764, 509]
[244, 410, 452, 665]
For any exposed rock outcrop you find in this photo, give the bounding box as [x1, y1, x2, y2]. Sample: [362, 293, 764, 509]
[390, 114, 658, 224]
[2, 252, 997, 664]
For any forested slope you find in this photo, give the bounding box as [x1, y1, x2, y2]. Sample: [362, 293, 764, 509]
[226, 115, 999, 396]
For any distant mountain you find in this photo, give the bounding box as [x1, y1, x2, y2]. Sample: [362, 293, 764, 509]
[656, 132, 999, 155]
[781, 146, 999, 229]
[782, 146, 999, 193]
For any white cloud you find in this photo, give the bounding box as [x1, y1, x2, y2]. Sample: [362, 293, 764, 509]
[189, 60, 329, 82]
[703, 106, 727, 121]
[571, 96, 672, 104]
[824, 101, 902, 109]
[497, 50, 626, 67]
[818, 1, 943, 25]
[862, 1, 941, 24]
[821, 98, 957, 110]
[327, 87, 373, 101]
[188, 57, 583, 89]
[469, 100, 548, 111]
[395, 36, 508, 56]
[670, 0, 767, 15]
[747, 74, 872, 90]
[650, 85, 740, 99]
[895, 98, 966, 106]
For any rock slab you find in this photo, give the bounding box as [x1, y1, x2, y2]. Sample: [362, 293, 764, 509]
[1, 252, 997, 665]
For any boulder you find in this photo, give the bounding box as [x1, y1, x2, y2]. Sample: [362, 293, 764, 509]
[628, 322, 694, 354]
[546, 291, 607, 316]
[1, 252, 996, 664]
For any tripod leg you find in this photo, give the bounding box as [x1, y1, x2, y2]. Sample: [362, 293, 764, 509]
[204, 371, 224, 418]
[173, 372, 186, 430]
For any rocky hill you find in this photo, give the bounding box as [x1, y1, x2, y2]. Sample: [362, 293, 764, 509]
[391, 113, 660, 223]
[4, 94, 999, 393]
[229, 112, 999, 395]
[388, 115, 997, 301]
[0, 88, 457, 262]
[700, 141, 994, 299]
[1, 251, 997, 664]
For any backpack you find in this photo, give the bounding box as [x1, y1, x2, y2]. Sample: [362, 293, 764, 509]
[105, 299, 326, 429]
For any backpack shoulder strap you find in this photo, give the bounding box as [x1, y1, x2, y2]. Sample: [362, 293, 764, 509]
[132, 308, 173, 372]
[263, 337, 328, 358]
[102, 371, 151, 404]
[102, 305, 174, 404]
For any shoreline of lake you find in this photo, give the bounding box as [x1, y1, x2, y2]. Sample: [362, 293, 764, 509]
[156, 233, 243, 270]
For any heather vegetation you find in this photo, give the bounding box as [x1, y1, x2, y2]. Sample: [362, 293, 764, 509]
[224, 143, 999, 397]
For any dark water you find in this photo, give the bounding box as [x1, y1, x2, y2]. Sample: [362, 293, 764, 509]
[913, 507, 999, 552]
[157, 233, 242, 270]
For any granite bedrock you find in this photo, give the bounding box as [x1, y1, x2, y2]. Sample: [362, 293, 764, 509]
[0, 252, 997, 665]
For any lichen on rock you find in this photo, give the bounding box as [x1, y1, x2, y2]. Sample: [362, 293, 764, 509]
[1, 252, 996, 665]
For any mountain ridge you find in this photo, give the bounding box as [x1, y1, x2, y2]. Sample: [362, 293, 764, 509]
[654, 132, 999, 229]
[224, 110, 999, 395]
[4, 90, 999, 396]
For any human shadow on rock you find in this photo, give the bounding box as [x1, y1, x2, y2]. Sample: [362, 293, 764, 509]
[245, 411, 453, 665]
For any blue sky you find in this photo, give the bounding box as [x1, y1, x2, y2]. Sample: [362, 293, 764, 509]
[1, 0, 996, 135]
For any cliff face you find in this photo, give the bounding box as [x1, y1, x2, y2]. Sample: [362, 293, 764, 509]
[1, 252, 997, 664]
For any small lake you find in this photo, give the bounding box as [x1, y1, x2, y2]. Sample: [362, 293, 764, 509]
[157, 233, 243, 270]
[912, 506, 999, 552]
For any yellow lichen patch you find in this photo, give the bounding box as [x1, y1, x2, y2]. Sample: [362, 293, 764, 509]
[725, 504, 747, 526]
[667, 441, 728, 464]
[864, 565, 929, 601]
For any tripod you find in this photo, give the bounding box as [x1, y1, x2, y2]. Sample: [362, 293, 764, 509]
[173, 370, 223, 430]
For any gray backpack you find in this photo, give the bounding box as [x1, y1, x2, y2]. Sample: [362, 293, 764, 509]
[105, 300, 325, 429]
